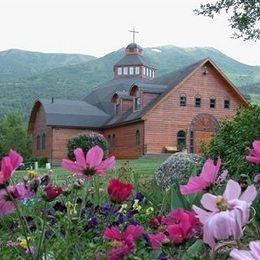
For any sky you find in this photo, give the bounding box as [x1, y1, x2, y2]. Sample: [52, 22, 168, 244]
[0, 0, 260, 66]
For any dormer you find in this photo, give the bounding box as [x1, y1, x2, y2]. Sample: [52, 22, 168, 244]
[111, 91, 133, 115]
[113, 43, 157, 80]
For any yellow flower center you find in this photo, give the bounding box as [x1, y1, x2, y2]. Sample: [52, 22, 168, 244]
[216, 196, 229, 211]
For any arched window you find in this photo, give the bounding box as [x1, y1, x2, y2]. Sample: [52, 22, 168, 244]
[136, 130, 140, 145]
[41, 133, 46, 150]
[210, 96, 216, 108]
[195, 95, 201, 107]
[36, 135, 40, 150]
[180, 94, 187, 106]
[112, 134, 116, 146]
[177, 130, 186, 151]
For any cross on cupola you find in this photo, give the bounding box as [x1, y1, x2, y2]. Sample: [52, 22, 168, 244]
[129, 27, 139, 43]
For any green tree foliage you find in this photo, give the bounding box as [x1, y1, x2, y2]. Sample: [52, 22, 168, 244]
[205, 106, 260, 179]
[0, 112, 31, 160]
[195, 0, 260, 41]
[67, 132, 108, 160]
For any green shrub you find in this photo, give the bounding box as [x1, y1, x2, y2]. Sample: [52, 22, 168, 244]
[67, 132, 108, 160]
[205, 105, 260, 180]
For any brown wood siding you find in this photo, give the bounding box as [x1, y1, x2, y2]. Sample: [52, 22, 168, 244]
[103, 122, 144, 159]
[52, 128, 96, 164]
[144, 63, 242, 154]
[122, 100, 133, 113]
[32, 105, 52, 159]
[142, 92, 159, 108]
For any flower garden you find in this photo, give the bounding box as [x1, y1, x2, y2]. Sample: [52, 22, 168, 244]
[0, 140, 260, 259]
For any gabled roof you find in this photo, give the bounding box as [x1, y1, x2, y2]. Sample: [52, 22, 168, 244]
[114, 54, 154, 68]
[28, 98, 110, 131]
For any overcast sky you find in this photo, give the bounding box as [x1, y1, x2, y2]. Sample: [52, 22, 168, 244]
[1, 0, 260, 65]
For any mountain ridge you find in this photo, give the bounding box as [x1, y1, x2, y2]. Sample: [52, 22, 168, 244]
[0, 46, 259, 122]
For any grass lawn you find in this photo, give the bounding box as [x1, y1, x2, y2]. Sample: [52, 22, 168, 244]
[14, 156, 168, 184]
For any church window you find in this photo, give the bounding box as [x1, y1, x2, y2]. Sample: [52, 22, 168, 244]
[146, 68, 149, 76]
[123, 67, 128, 75]
[224, 99, 230, 109]
[41, 133, 46, 150]
[134, 97, 141, 111]
[37, 135, 40, 150]
[152, 70, 155, 78]
[195, 96, 201, 107]
[177, 130, 186, 151]
[149, 69, 152, 77]
[129, 67, 134, 75]
[143, 67, 146, 75]
[136, 130, 140, 145]
[135, 66, 140, 75]
[180, 94, 187, 106]
[117, 67, 122, 75]
[210, 97, 216, 108]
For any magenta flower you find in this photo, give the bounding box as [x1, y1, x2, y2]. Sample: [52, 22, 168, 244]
[0, 184, 33, 216]
[103, 224, 144, 259]
[246, 140, 260, 164]
[230, 240, 260, 260]
[0, 150, 23, 185]
[148, 232, 167, 249]
[180, 158, 221, 195]
[163, 208, 198, 244]
[193, 180, 257, 248]
[62, 146, 115, 179]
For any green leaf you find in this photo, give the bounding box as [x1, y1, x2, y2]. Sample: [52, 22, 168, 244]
[170, 183, 191, 210]
[181, 240, 206, 260]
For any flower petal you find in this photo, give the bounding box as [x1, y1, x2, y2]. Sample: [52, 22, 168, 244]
[180, 176, 207, 195]
[86, 146, 103, 168]
[61, 159, 83, 174]
[192, 205, 211, 224]
[8, 150, 23, 170]
[124, 225, 144, 240]
[240, 184, 257, 203]
[103, 226, 122, 241]
[252, 140, 260, 156]
[230, 248, 253, 260]
[223, 180, 241, 200]
[200, 158, 221, 184]
[74, 148, 87, 168]
[201, 193, 218, 212]
[249, 240, 260, 260]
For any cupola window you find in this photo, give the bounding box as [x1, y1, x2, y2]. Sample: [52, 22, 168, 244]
[152, 70, 155, 78]
[135, 66, 140, 75]
[123, 67, 128, 75]
[117, 67, 122, 75]
[129, 67, 134, 75]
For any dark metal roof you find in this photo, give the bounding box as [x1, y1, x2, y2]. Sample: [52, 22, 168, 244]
[114, 54, 154, 68]
[132, 83, 168, 93]
[126, 43, 143, 49]
[39, 98, 110, 128]
[115, 91, 133, 100]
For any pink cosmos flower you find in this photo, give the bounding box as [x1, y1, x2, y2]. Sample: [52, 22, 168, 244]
[254, 174, 260, 183]
[0, 150, 23, 185]
[163, 208, 197, 244]
[62, 146, 115, 179]
[193, 180, 257, 248]
[103, 224, 144, 260]
[246, 140, 260, 164]
[230, 240, 260, 260]
[148, 232, 167, 249]
[180, 158, 221, 195]
[0, 184, 32, 216]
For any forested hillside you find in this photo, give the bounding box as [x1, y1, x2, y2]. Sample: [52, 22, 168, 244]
[0, 46, 259, 121]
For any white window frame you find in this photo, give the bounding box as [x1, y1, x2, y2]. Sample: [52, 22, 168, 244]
[123, 67, 128, 75]
[129, 67, 134, 75]
[117, 67, 122, 75]
[135, 66, 140, 75]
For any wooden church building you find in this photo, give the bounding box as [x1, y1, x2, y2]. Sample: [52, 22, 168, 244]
[28, 42, 248, 163]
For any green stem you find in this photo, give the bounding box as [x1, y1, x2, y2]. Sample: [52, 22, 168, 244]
[93, 176, 100, 206]
[5, 187, 34, 260]
[36, 201, 47, 260]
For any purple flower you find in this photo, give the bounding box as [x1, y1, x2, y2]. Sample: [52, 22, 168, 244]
[193, 180, 257, 248]
[230, 240, 260, 259]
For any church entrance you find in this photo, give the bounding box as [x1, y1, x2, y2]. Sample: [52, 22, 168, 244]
[190, 113, 218, 154]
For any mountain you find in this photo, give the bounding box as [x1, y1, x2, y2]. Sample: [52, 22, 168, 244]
[0, 46, 259, 121]
[0, 49, 96, 80]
